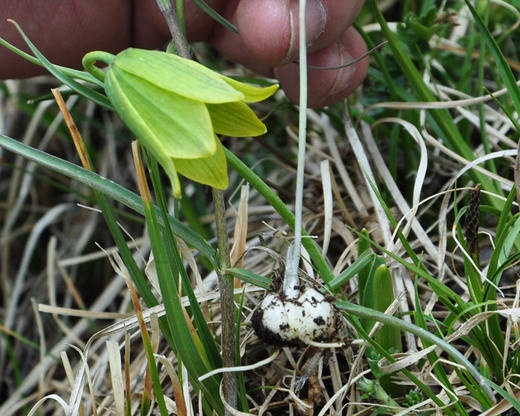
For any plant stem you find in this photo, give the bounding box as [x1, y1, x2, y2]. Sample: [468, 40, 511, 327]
[212, 188, 236, 411]
[224, 148, 334, 284]
[283, 0, 308, 299]
[155, 0, 191, 59]
[156, 2, 235, 411]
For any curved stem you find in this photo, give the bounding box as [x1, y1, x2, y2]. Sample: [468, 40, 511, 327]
[224, 148, 334, 284]
[82, 51, 116, 82]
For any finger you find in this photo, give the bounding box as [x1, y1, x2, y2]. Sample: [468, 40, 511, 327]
[134, 0, 225, 46]
[0, 0, 223, 79]
[216, 0, 364, 66]
[273, 27, 368, 108]
[0, 0, 131, 78]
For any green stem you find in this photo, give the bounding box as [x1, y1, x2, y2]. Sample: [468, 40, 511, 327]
[175, 0, 187, 40]
[212, 188, 236, 411]
[224, 148, 334, 284]
[157, 3, 234, 409]
[81, 51, 116, 82]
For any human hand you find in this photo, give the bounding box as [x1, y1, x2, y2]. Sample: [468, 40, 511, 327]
[0, 0, 368, 108]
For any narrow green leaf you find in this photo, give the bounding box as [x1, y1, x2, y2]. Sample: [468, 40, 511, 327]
[337, 301, 495, 402]
[0, 134, 216, 262]
[0, 36, 104, 87]
[95, 190, 158, 308]
[142, 196, 223, 414]
[191, 0, 239, 33]
[7, 20, 112, 108]
[146, 153, 221, 369]
[138, 320, 169, 416]
[347, 315, 455, 415]
[464, 0, 520, 116]
[487, 187, 517, 284]
[412, 282, 467, 414]
[484, 377, 520, 413]
[226, 268, 271, 290]
[328, 251, 375, 290]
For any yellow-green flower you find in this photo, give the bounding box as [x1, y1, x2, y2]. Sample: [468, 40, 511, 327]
[83, 48, 278, 197]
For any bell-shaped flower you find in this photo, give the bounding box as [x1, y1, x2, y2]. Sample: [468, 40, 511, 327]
[83, 48, 278, 197]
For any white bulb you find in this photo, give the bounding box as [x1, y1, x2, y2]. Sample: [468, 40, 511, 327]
[252, 287, 344, 345]
[287, 287, 336, 343]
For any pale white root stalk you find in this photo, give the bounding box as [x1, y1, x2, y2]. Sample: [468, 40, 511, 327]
[283, 0, 308, 299]
[253, 0, 347, 349]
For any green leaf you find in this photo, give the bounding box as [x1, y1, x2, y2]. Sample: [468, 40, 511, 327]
[0, 134, 216, 261]
[220, 75, 279, 103]
[208, 101, 267, 137]
[113, 48, 244, 103]
[6, 20, 112, 109]
[464, 0, 520, 117]
[0, 36, 104, 87]
[147, 152, 222, 369]
[372, 265, 402, 353]
[191, 0, 239, 33]
[328, 251, 375, 291]
[226, 268, 271, 290]
[105, 69, 216, 159]
[174, 137, 228, 190]
[141, 196, 223, 414]
[337, 301, 495, 402]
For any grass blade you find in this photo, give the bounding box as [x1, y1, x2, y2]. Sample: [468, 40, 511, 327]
[464, 0, 520, 116]
[336, 301, 495, 402]
[0, 134, 215, 261]
[191, 0, 238, 33]
[5, 20, 112, 108]
[366, 0, 502, 207]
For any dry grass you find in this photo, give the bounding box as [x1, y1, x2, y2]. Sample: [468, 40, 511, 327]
[2, 3, 520, 415]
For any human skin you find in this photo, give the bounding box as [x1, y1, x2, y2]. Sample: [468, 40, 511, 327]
[0, 0, 368, 108]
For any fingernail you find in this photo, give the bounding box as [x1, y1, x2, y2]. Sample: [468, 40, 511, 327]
[328, 44, 356, 96]
[302, 0, 327, 45]
[286, 0, 327, 61]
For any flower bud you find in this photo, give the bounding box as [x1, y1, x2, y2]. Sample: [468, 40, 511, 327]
[83, 48, 278, 196]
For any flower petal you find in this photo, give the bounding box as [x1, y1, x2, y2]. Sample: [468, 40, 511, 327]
[156, 153, 182, 198]
[113, 48, 244, 103]
[106, 69, 216, 159]
[208, 101, 267, 137]
[174, 137, 228, 190]
[219, 75, 279, 103]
